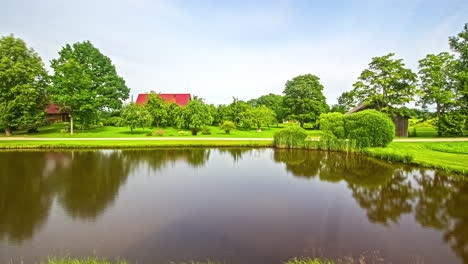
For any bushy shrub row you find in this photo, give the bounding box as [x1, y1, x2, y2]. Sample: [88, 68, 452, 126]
[273, 126, 308, 148]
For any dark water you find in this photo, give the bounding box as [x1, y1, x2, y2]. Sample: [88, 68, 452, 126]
[0, 149, 467, 264]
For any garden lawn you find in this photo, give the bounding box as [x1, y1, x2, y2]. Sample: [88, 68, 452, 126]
[1, 123, 322, 138]
[365, 141, 468, 174]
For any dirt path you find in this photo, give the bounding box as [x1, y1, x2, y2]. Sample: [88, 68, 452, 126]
[0, 137, 467, 142]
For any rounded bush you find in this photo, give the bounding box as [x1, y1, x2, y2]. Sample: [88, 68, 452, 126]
[319, 112, 345, 139]
[274, 126, 308, 148]
[344, 110, 395, 148]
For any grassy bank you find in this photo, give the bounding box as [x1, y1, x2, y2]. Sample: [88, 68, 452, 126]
[0, 139, 274, 149]
[365, 141, 468, 174]
[1, 123, 322, 139]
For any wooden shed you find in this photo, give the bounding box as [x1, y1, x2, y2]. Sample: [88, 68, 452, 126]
[346, 103, 409, 137]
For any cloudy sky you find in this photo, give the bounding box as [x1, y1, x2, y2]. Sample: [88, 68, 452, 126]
[2, 0, 467, 105]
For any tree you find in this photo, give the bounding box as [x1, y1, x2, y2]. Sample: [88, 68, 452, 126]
[243, 105, 276, 130]
[418, 52, 459, 134]
[220, 121, 236, 134]
[283, 74, 329, 127]
[176, 97, 213, 134]
[145, 92, 169, 127]
[449, 23, 468, 119]
[50, 41, 129, 135]
[0, 35, 49, 136]
[225, 97, 251, 125]
[248, 93, 285, 122]
[119, 103, 153, 132]
[352, 53, 418, 114]
[330, 91, 356, 113]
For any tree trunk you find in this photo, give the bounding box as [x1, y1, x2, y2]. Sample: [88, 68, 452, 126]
[70, 115, 74, 135]
[5, 127, 11, 136]
[300, 121, 304, 128]
[436, 103, 441, 136]
[156, 120, 160, 128]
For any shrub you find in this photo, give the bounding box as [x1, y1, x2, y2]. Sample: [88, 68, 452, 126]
[145, 131, 153, 136]
[319, 112, 345, 139]
[437, 111, 466, 136]
[220, 121, 236, 134]
[201, 127, 211, 135]
[103, 116, 122, 126]
[191, 128, 199, 135]
[178, 131, 189, 136]
[155, 130, 165, 136]
[273, 126, 308, 148]
[344, 109, 395, 148]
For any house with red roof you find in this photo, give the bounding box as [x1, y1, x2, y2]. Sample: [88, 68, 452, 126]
[136, 93, 191, 106]
[45, 103, 70, 123]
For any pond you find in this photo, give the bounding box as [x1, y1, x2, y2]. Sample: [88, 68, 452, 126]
[0, 148, 467, 264]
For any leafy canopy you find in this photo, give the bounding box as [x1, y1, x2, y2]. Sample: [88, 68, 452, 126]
[0, 34, 49, 135]
[352, 53, 418, 114]
[145, 92, 169, 127]
[119, 102, 153, 132]
[330, 91, 356, 113]
[283, 74, 329, 126]
[50, 41, 129, 130]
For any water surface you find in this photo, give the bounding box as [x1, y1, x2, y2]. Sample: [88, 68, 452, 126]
[0, 149, 467, 264]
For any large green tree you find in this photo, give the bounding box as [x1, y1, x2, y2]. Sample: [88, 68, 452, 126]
[0, 35, 49, 136]
[352, 53, 418, 114]
[50, 41, 129, 135]
[174, 97, 213, 133]
[449, 23, 468, 116]
[418, 52, 459, 134]
[283, 74, 328, 127]
[243, 105, 276, 130]
[145, 92, 169, 127]
[225, 97, 251, 125]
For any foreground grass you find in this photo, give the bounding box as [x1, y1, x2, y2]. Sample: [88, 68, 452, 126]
[365, 141, 468, 174]
[285, 258, 334, 264]
[2, 123, 322, 139]
[0, 139, 274, 149]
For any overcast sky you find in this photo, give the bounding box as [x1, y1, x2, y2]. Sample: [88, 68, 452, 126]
[2, 0, 467, 105]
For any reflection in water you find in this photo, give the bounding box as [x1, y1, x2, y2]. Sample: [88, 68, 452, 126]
[0, 148, 467, 263]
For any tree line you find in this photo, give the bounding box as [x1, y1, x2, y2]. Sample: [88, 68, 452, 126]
[1, 23, 467, 136]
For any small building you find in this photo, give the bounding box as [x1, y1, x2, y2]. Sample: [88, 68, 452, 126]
[136, 93, 191, 106]
[346, 103, 409, 137]
[45, 103, 70, 123]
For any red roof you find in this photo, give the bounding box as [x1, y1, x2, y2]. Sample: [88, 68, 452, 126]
[136, 93, 191, 106]
[45, 103, 69, 114]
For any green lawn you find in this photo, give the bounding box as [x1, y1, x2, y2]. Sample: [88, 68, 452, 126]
[1, 123, 322, 138]
[366, 141, 468, 174]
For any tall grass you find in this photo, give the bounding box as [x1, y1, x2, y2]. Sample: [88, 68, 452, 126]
[41, 258, 127, 264]
[285, 258, 334, 264]
[273, 126, 308, 148]
[304, 138, 358, 153]
[362, 148, 414, 163]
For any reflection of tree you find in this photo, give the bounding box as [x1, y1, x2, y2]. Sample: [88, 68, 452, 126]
[349, 170, 416, 225]
[414, 170, 468, 263]
[122, 149, 211, 170]
[0, 152, 54, 243]
[218, 148, 252, 162]
[273, 149, 320, 178]
[55, 151, 132, 219]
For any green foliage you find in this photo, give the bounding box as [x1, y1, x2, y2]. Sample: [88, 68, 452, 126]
[305, 138, 357, 152]
[352, 53, 418, 113]
[219, 121, 236, 134]
[273, 126, 308, 148]
[201, 127, 211, 135]
[145, 131, 153, 136]
[0, 34, 49, 135]
[449, 23, 468, 115]
[145, 92, 169, 127]
[102, 116, 122, 127]
[176, 97, 213, 131]
[330, 91, 356, 113]
[248, 93, 285, 122]
[319, 112, 345, 139]
[344, 110, 395, 148]
[362, 148, 414, 163]
[119, 103, 153, 132]
[437, 110, 466, 136]
[225, 97, 251, 125]
[242, 105, 276, 129]
[283, 74, 329, 126]
[50, 41, 129, 134]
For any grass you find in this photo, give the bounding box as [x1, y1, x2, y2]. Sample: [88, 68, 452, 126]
[284, 258, 334, 264]
[0, 139, 273, 149]
[40, 258, 224, 264]
[365, 141, 468, 174]
[1, 123, 322, 139]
